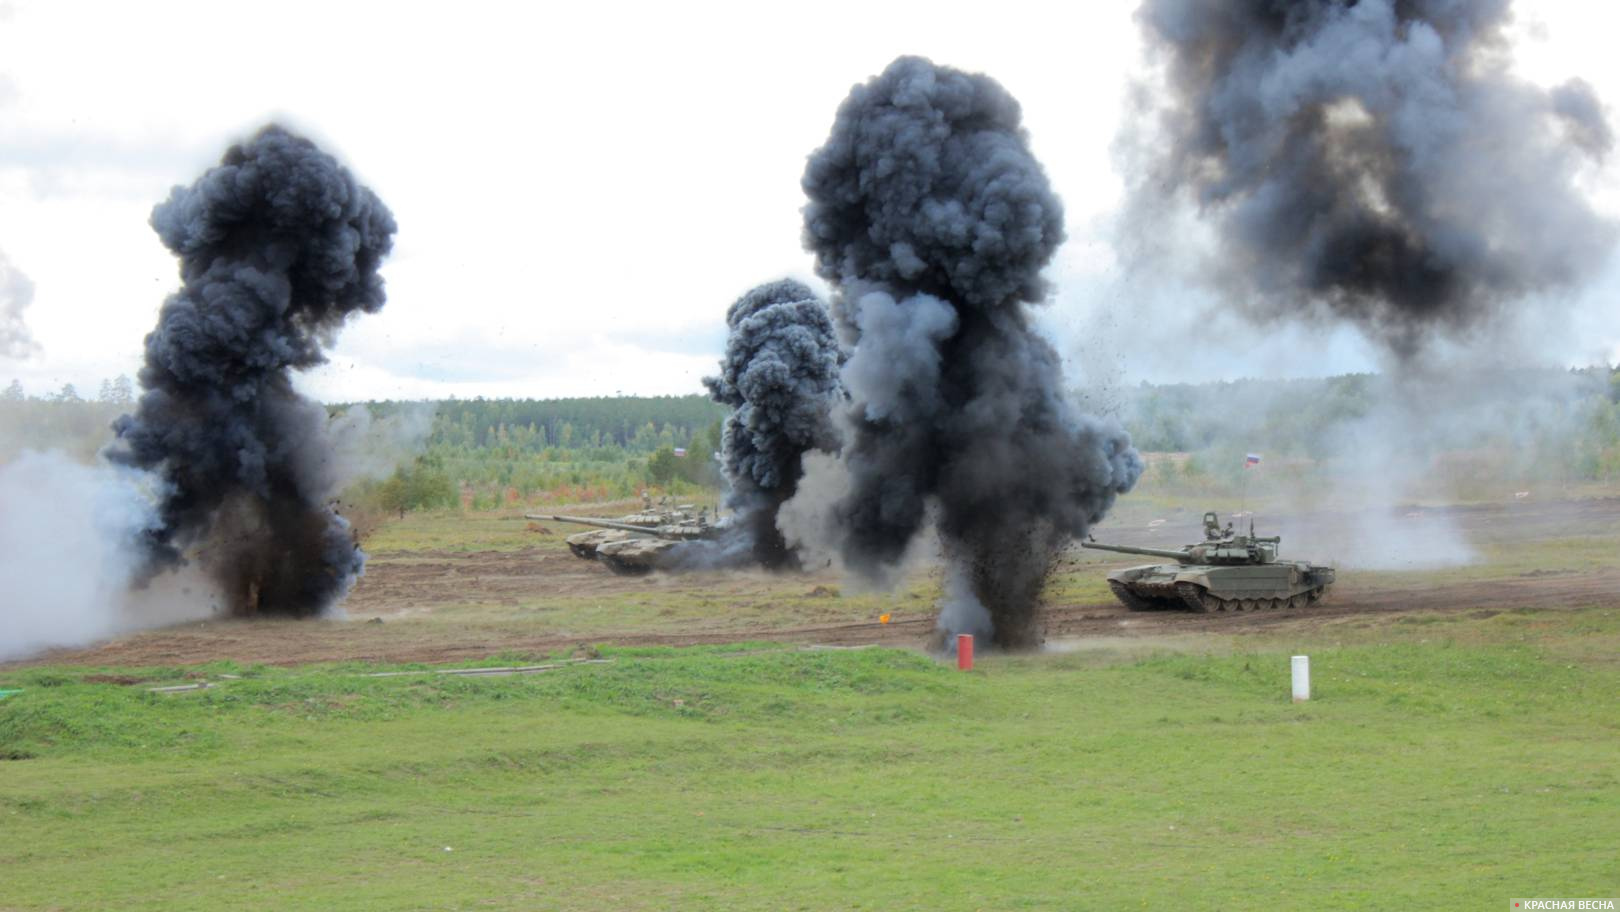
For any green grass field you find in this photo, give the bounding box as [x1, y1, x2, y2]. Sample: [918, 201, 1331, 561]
[3, 607, 1616, 910]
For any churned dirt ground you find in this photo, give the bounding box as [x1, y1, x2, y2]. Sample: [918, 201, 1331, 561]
[13, 495, 1620, 668]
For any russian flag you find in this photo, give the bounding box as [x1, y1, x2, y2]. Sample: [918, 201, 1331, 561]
[1245, 453, 1262, 468]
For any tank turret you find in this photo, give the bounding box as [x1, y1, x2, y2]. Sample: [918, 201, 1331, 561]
[1082, 510, 1281, 566]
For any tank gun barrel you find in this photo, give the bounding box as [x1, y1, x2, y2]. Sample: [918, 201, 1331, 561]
[1080, 541, 1192, 562]
[545, 514, 713, 541]
[544, 515, 651, 534]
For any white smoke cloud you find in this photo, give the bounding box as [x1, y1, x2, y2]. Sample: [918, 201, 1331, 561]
[0, 451, 220, 662]
[0, 250, 39, 360]
[323, 403, 437, 493]
[0, 401, 433, 661]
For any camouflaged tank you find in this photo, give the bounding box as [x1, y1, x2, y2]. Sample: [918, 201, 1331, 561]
[543, 512, 717, 574]
[527, 496, 697, 560]
[1080, 512, 1335, 612]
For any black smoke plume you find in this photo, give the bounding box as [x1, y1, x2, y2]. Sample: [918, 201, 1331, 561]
[800, 57, 1143, 648]
[702, 279, 843, 569]
[109, 125, 396, 616]
[1127, 0, 1616, 358]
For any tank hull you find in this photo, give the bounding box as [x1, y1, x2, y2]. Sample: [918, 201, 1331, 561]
[545, 508, 718, 573]
[1106, 562, 1335, 612]
[595, 537, 681, 575]
[565, 529, 634, 559]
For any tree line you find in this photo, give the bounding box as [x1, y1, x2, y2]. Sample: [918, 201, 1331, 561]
[338, 396, 727, 512]
[7, 367, 1618, 512]
[354, 395, 727, 452]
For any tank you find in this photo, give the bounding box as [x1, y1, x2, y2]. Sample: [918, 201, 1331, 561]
[543, 512, 718, 574]
[1080, 511, 1335, 612]
[526, 495, 696, 559]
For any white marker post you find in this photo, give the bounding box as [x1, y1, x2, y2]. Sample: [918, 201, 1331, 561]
[1291, 655, 1310, 703]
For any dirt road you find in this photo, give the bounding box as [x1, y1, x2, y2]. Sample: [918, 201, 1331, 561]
[10, 496, 1618, 669]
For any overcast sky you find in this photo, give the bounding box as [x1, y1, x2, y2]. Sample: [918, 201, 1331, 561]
[0, 0, 1615, 403]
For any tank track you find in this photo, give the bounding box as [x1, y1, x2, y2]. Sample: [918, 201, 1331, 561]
[1174, 582, 1212, 613]
[1109, 580, 1166, 612]
[598, 555, 653, 576]
[1175, 582, 1331, 612]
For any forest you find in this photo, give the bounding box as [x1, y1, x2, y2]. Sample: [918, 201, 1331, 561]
[4, 366, 1617, 512]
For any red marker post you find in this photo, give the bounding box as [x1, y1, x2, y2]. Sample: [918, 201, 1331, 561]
[956, 634, 974, 671]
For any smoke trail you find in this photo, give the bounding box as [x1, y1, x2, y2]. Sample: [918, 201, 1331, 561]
[1124, 0, 1617, 359]
[701, 279, 843, 569]
[0, 249, 38, 359]
[107, 125, 396, 617]
[797, 57, 1143, 648]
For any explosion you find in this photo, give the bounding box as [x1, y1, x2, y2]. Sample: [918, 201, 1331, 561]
[703, 279, 843, 570]
[1126, 0, 1616, 358]
[790, 56, 1143, 648]
[108, 125, 397, 617]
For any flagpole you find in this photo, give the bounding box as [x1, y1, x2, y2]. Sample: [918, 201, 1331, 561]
[1240, 453, 1259, 519]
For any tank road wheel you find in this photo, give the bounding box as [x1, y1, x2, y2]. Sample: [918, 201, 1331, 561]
[1174, 582, 1211, 613]
[1287, 594, 1306, 610]
[1307, 586, 1327, 604]
[1108, 580, 1158, 612]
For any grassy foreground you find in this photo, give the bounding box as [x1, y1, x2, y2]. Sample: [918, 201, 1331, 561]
[2, 609, 1617, 911]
